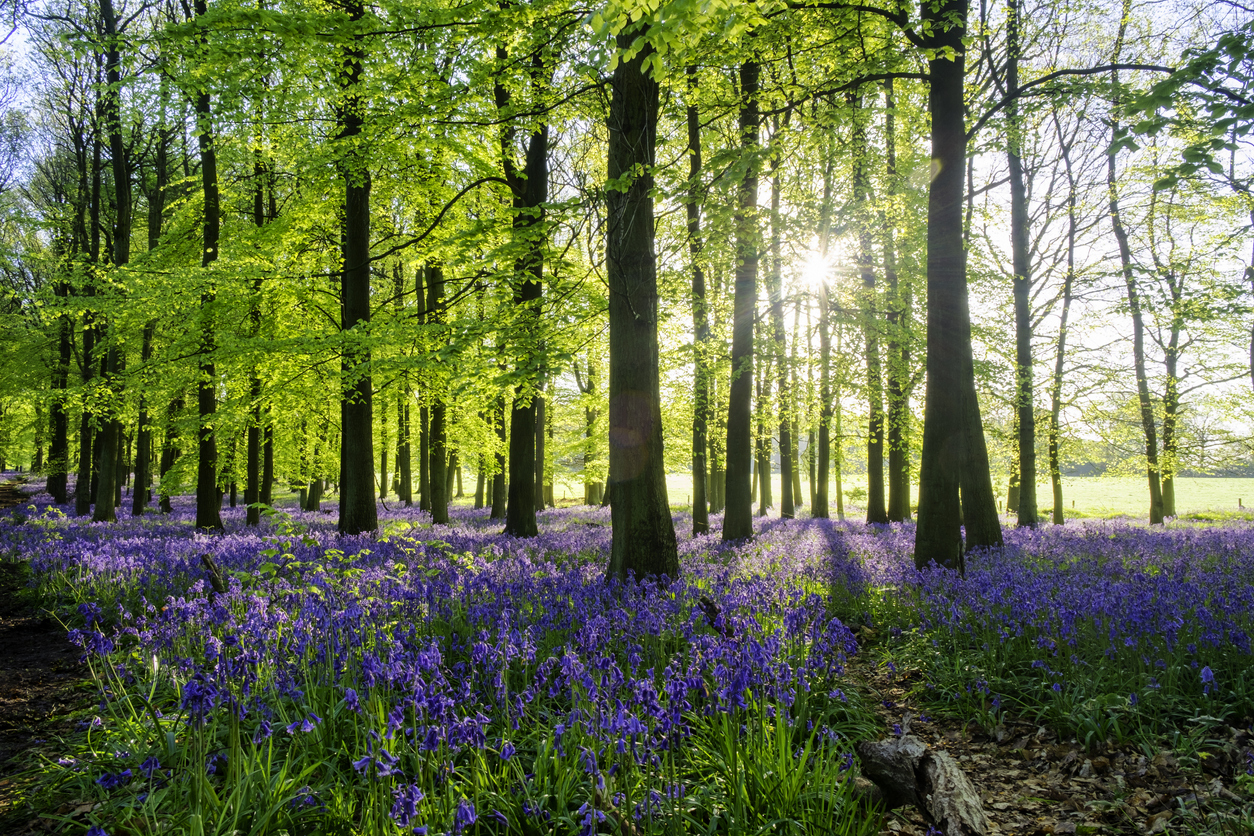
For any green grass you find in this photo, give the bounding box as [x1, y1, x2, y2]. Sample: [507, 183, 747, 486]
[645, 473, 1254, 520]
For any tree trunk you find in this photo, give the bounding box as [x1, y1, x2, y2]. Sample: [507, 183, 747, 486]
[605, 27, 679, 581]
[335, 0, 378, 535]
[500, 131, 547, 535]
[883, 78, 911, 522]
[1106, 15, 1164, 525]
[192, 24, 223, 532]
[723, 58, 760, 541]
[490, 395, 507, 518]
[915, 0, 1002, 570]
[814, 156, 835, 519]
[428, 264, 449, 524]
[379, 389, 389, 499]
[261, 422, 274, 506]
[851, 93, 887, 525]
[245, 154, 267, 526]
[1007, 0, 1038, 528]
[755, 355, 772, 516]
[687, 65, 711, 535]
[48, 286, 72, 504]
[419, 404, 430, 510]
[158, 396, 183, 514]
[768, 147, 794, 519]
[475, 452, 486, 509]
[534, 388, 546, 508]
[92, 0, 129, 524]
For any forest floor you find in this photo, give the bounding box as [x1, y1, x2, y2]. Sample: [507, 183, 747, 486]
[0, 481, 1250, 835]
[0, 481, 91, 836]
[847, 637, 1252, 836]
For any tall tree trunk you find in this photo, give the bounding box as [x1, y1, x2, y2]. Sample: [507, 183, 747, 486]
[75, 135, 102, 518]
[605, 27, 679, 581]
[1106, 9, 1164, 525]
[915, 0, 1002, 570]
[851, 94, 887, 524]
[814, 158, 835, 520]
[419, 404, 430, 510]
[245, 153, 267, 526]
[755, 354, 772, 516]
[192, 6, 223, 531]
[687, 66, 711, 535]
[428, 264, 449, 524]
[1047, 114, 1076, 525]
[768, 141, 794, 519]
[1007, 0, 1038, 528]
[335, 0, 377, 535]
[158, 395, 182, 513]
[883, 79, 911, 522]
[723, 57, 760, 541]
[490, 395, 507, 518]
[534, 388, 546, 508]
[92, 0, 130, 524]
[497, 56, 547, 538]
[398, 395, 412, 506]
[48, 283, 72, 504]
[261, 422, 274, 505]
[475, 451, 486, 509]
[379, 390, 389, 499]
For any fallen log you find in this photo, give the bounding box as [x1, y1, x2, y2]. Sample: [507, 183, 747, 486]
[855, 715, 989, 836]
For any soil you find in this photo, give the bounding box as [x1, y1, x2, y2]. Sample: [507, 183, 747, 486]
[0, 481, 90, 833]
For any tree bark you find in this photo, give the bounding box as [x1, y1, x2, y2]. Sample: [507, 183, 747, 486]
[852, 94, 887, 524]
[604, 28, 679, 581]
[192, 5, 223, 531]
[883, 78, 911, 522]
[814, 158, 835, 520]
[1106, 12, 1164, 525]
[768, 145, 794, 519]
[687, 65, 711, 535]
[490, 395, 507, 518]
[335, 0, 378, 535]
[915, 0, 1002, 570]
[427, 263, 449, 524]
[1007, 0, 1038, 528]
[723, 58, 760, 541]
[498, 54, 547, 538]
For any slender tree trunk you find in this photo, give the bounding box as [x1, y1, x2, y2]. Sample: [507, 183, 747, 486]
[48, 286, 72, 504]
[335, 0, 377, 535]
[475, 451, 487, 509]
[1106, 23, 1164, 524]
[490, 395, 507, 518]
[813, 155, 835, 520]
[755, 354, 772, 516]
[768, 145, 794, 519]
[245, 154, 267, 526]
[687, 65, 711, 535]
[159, 395, 182, 513]
[883, 79, 911, 522]
[915, 0, 1002, 570]
[605, 27, 679, 580]
[428, 264, 449, 524]
[92, 0, 129, 523]
[379, 392, 389, 500]
[192, 22, 223, 531]
[1007, 0, 1038, 528]
[261, 422, 274, 505]
[534, 388, 546, 508]
[419, 404, 430, 510]
[723, 58, 760, 541]
[1047, 147, 1075, 525]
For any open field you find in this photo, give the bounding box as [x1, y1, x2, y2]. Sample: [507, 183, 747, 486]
[624, 474, 1254, 520]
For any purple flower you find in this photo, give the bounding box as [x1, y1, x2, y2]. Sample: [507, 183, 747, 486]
[390, 783, 425, 827]
[1201, 666, 1215, 695]
[453, 799, 477, 835]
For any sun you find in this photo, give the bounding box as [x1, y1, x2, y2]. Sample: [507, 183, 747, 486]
[798, 248, 836, 290]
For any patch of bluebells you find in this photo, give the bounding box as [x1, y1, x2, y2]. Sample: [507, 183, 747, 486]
[7, 475, 1251, 828]
[3, 490, 867, 831]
